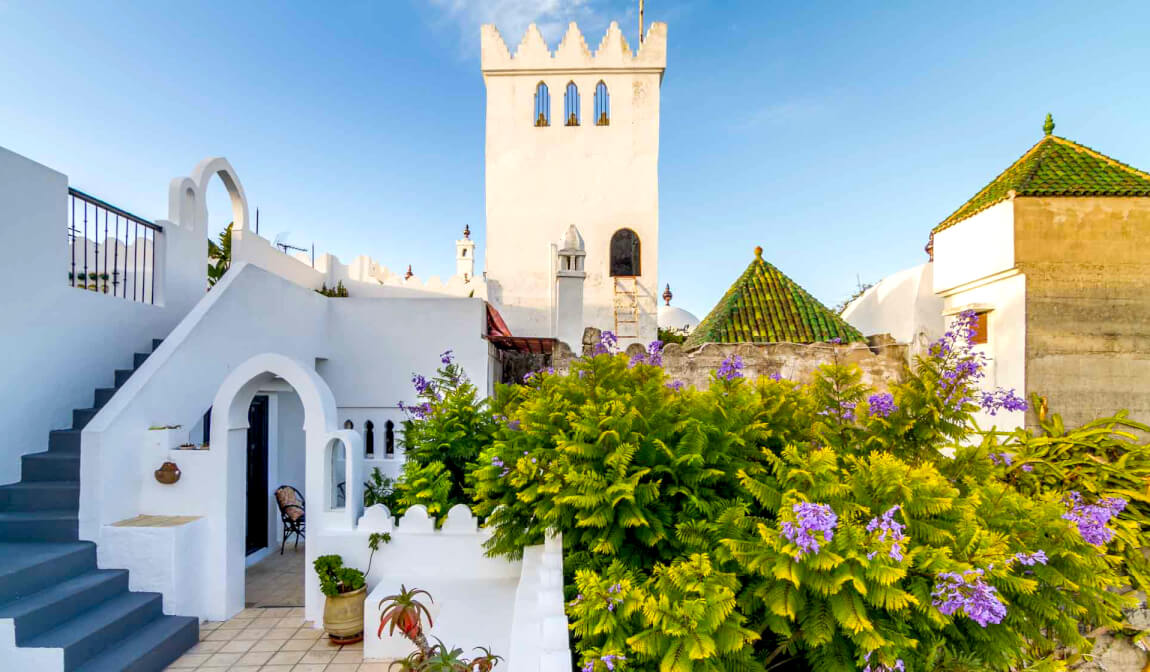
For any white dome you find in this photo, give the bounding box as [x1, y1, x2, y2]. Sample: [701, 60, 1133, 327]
[658, 305, 699, 333]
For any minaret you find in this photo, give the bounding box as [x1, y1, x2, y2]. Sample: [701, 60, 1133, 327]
[456, 224, 475, 280]
[555, 225, 587, 349]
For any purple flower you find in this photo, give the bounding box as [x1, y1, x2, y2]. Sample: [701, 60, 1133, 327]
[830, 337, 842, 345]
[411, 374, 433, 395]
[665, 379, 686, 391]
[491, 456, 504, 468]
[980, 388, 1028, 415]
[820, 400, 857, 423]
[715, 355, 745, 381]
[507, 419, 521, 431]
[865, 506, 906, 562]
[989, 452, 1013, 467]
[863, 652, 905, 672]
[593, 331, 619, 355]
[1022, 464, 1033, 472]
[398, 400, 432, 419]
[1062, 491, 1126, 546]
[646, 340, 664, 366]
[780, 502, 838, 560]
[931, 569, 1006, 627]
[1012, 550, 1047, 566]
[769, 372, 784, 382]
[867, 393, 897, 418]
[439, 349, 454, 365]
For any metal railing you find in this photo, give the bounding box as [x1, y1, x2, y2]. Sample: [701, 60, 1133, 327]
[67, 188, 162, 304]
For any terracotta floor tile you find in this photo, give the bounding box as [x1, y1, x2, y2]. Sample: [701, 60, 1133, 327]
[267, 650, 307, 666]
[167, 652, 210, 668]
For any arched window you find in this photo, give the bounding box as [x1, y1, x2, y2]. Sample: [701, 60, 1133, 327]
[534, 82, 550, 127]
[384, 420, 395, 457]
[594, 81, 609, 126]
[343, 419, 353, 430]
[564, 82, 580, 126]
[364, 420, 374, 457]
[610, 229, 641, 277]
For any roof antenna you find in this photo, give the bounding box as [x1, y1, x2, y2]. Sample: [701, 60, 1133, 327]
[639, 0, 645, 44]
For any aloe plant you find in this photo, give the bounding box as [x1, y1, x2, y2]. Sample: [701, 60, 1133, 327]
[378, 587, 501, 672]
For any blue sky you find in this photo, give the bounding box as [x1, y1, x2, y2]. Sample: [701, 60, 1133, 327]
[2, 1, 1148, 317]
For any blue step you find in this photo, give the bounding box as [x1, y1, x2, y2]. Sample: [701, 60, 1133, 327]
[72, 408, 99, 430]
[93, 387, 116, 409]
[50, 429, 82, 452]
[0, 542, 95, 603]
[0, 510, 78, 541]
[133, 352, 149, 369]
[22, 451, 81, 481]
[114, 369, 133, 388]
[74, 614, 198, 672]
[0, 569, 129, 644]
[26, 591, 164, 670]
[0, 481, 79, 511]
[152, 338, 164, 351]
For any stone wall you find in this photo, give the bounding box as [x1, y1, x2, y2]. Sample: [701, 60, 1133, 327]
[552, 329, 908, 390]
[1015, 197, 1150, 429]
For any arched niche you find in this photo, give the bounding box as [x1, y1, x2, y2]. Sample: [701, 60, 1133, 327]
[207, 353, 361, 623]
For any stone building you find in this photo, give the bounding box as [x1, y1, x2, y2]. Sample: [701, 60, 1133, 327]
[847, 116, 1150, 429]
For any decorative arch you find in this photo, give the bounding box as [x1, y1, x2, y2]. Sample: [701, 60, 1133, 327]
[364, 420, 375, 457]
[610, 229, 641, 277]
[534, 82, 550, 127]
[208, 352, 361, 624]
[191, 157, 251, 232]
[564, 81, 580, 126]
[384, 419, 395, 457]
[594, 81, 610, 126]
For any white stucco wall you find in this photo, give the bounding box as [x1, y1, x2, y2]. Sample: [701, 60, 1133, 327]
[933, 200, 1015, 294]
[0, 145, 206, 486]
[481, 22, 666, 346]
[842, 263, 944, 345]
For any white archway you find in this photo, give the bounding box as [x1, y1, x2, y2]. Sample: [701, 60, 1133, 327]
[165, 157, 251, 233]
[206, 353, 362, 621]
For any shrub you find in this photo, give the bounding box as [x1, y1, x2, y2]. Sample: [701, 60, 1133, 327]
[468, 320, 1150, 671]
[313, 554, 365, 597]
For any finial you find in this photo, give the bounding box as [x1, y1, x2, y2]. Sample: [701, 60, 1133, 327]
[754, 245, 763, 259]
[1043, 113, 1055, 137]
[404, 264, 413, 280]
[663, 284, 672, 306]
[463, 224, 470, 239]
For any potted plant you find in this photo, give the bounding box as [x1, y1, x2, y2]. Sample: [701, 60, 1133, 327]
[378, 586, 501, 672]
[314, 554, 367, 644]
[148, 425, 184, 451]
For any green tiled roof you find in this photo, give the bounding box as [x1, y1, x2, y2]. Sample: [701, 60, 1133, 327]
[934, 134, 1150, 233]
[684, 247, 864, 347]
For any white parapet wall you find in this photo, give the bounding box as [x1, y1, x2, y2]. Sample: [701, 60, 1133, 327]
[307, 503, 570, 671]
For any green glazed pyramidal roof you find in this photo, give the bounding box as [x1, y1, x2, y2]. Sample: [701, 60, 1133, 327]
[684, 247, 865, 347]
[934, 119, 1150, 233]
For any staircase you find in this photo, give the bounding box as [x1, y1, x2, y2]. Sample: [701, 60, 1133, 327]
[0, 338, 199, 671]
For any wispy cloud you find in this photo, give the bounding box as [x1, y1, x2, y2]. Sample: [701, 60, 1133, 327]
[426, 0, 633, 57]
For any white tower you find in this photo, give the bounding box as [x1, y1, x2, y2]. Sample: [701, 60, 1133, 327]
[480, 20, 667, 346]
[556, 225, 587, 349]
[456, 224, 475, 280]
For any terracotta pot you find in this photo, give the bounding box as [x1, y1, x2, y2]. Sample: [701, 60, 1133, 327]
[154, 461, 181, 484]
[323, 586, 366, 642]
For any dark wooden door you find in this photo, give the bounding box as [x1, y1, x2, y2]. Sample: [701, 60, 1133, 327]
[246, 395, 269, 555]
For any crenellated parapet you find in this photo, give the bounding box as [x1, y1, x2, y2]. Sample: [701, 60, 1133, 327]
[481, 20, 667, 74]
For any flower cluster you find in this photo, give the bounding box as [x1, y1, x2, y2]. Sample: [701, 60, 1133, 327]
[867, 393, 897, 418]
[412, 374, 433, 396]
[1012, 550, 1048, 566]
[523, 367, 555, 382]
[397, 400, 431, 419]
[821, 400, 857, 423]
[1062, 491, 1127, 546]
[593, 331, 619, 355]
[628, 340, 665, 368]
[581, 654, 626, 672]
[931, 569, 1006, 627]
[865, 506, 906, 562]
[989, 452, 1013, 467]
[439, 349, 454, 365]
[980, 388, 1028, 415]
[715, 355, 745, 381]
[863, 652, 905, 672]
[605, 582, 623, 611]
[780, 502, 838, 560]
[665, 379, 686, 391]
[491, 455, 509, 478]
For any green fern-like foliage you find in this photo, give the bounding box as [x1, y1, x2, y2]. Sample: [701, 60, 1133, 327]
[462, 324, 1150, 671]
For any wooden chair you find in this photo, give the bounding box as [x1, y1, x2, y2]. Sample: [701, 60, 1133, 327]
[274, 485, 306, 554]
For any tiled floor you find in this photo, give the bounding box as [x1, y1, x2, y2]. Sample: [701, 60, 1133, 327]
[246, 544, 306, 608]
[166, 607, 385, 671]
[165, 545, 387, 670]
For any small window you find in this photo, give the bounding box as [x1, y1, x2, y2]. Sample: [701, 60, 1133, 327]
[461, 249, 467, 257]
[534, 82, 550, 127]
[564, 82, 580, 126]
[343, 419, 354, 430]
[609, 229, 641, 277]
[364, 420, 375, 457]
[384, 420, 395, 457]
[594, 81, 609, 126]
[971, 311, 989, 345]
